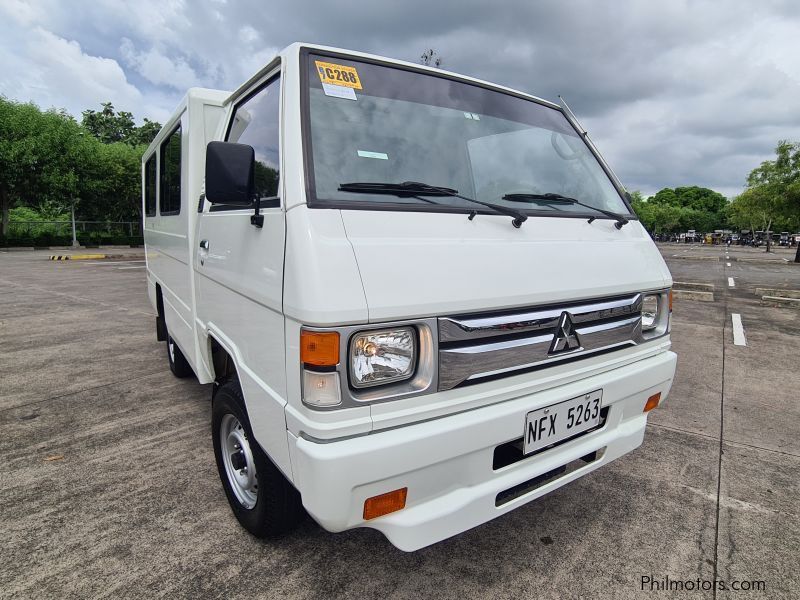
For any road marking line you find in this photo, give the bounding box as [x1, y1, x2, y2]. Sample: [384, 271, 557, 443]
[728, 277, 735, 288]
[731, 313, 746, 346]
[726, 262, 731, 267]
[117, 266, 146, 270]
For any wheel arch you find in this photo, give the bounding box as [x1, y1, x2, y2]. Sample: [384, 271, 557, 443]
[205, 327, 295, 484]
[209, 333, 239, 386]
[155, 283, 167, 342]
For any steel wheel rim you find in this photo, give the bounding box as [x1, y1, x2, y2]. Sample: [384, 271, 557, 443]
[220, 414, 258, 509]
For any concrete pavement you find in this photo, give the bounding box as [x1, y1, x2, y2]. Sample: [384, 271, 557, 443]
[1, 245, 798, 598]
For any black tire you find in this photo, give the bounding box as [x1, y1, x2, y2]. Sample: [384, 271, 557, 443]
[166, 332, 193, 378]
[212, 380, 303, 538]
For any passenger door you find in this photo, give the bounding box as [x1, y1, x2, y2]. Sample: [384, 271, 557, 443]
[194, 73, 287, 423]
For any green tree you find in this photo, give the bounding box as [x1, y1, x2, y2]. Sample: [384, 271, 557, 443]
[1, 97, 153, 237]
[631, 186, 729, 235]
[81, 102, 161, 146]
[81, 102, 135, 144]
[81, 140, 144, 221]
[728, 141, 800, 257]
[0, 97, 94, 236]
[129, 118, 161, 146]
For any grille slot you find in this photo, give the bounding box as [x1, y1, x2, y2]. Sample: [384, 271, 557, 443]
[495, 449, 605, 506]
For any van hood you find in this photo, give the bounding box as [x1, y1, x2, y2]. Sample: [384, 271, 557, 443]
[340, 210, 671, 322]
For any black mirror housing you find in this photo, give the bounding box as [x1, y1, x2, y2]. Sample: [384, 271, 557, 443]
[205, 141, 255, 206]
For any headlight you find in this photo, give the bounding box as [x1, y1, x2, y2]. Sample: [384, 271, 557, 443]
[350, 327, 416, 388]
[641, 294, 660, 331]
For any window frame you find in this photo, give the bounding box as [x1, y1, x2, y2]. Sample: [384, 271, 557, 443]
[159, 123, 183, 216]
[144, 153, 157, 217]
[209, 72, 282, 213]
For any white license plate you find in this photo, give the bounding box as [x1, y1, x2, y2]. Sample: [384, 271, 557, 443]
[523, 390, 603, 455]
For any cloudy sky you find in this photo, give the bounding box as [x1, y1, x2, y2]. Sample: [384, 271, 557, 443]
[2, 0, 798, 197]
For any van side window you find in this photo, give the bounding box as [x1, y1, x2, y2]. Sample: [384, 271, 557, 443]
[160, 125, 182, 215]
[227, 77, 280, 199]
[144, 154, 156, 217]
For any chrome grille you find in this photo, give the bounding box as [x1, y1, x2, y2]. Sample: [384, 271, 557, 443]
[437, 294, 643, 390]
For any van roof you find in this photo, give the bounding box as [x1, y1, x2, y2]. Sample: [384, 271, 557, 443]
[226, 42, 560, 110]
[142, 88, 229, 159]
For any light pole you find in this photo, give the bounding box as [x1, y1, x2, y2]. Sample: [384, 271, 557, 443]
[71, 199, 79, 248]
[70, 131, 84, 249]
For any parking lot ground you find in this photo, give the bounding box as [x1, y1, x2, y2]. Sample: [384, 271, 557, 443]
[1, 246, 798, 599]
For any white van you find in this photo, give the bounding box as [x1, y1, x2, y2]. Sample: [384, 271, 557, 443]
[142, 43, 677, 551]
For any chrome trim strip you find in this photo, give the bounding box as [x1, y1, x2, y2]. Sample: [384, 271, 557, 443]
[439, 314, 641, 390]
[438, 294, 642, 343]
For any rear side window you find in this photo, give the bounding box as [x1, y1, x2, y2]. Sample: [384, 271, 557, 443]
[144, 155, 156, 217]
[160, 125, 182, 215]
[227, 76, 281, 199]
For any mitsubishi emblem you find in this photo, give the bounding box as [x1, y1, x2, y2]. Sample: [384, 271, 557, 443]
[549, 312, 582, 355]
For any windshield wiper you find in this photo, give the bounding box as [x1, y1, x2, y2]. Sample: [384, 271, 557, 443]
[502, 192, 629, 229]
[339, 181, 528, 228]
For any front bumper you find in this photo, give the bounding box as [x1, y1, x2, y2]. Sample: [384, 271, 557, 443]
[288, 350, 677, 551]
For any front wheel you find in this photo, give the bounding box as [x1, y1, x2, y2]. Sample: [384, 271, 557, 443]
[212, 380, 303, 537]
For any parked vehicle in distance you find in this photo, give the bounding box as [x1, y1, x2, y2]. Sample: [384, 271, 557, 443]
[779, 232, 790, 246]
[142, 43, 677, 551]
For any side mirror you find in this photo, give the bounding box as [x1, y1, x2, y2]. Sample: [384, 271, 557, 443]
[205, 141, 255, 206]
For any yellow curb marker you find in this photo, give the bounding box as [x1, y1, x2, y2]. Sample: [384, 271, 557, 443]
[49, 254, 108, 261]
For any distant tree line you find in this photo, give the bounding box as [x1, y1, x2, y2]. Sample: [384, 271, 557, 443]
[630, 186, 729, 234]
[630, 141, 800, 248]
[0, 97, 160, 239]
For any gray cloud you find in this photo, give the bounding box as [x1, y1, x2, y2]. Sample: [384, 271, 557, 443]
[2, 0, 799, 197]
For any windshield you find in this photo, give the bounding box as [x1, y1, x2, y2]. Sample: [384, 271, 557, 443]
[304, 52, 631, 218]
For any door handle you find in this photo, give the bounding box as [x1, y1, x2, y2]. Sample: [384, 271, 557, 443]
[199, 239, 209, 250]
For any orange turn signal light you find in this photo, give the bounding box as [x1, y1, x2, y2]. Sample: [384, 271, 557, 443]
[644, 392, 661, 412]
[363, 487, 407, 520]
[300, 331, 339, 366]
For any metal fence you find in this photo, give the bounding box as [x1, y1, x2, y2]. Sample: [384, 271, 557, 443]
[7, 220, 142, 238]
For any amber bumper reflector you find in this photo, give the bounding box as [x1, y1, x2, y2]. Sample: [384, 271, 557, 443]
[363, 488, 407, 520]
[644, 392, 661, 412]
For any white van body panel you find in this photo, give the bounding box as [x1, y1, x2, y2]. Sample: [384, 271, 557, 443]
[339, 211, 671, 322]
[143, 43, 677, 551]
[282, 206, 369, 326]
[144, 89, 228, 384]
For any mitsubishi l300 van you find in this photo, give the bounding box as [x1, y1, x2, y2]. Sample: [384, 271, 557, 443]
[142, 43, 677, 551]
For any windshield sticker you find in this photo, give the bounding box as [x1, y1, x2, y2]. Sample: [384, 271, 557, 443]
[464, 112, 473, 119]
[471, 113, 481, 120]
[322, 83, 357, 100]
[357, 150, 388, 160]
[315, 61, 363, 89]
